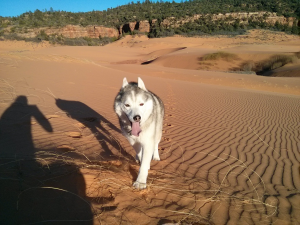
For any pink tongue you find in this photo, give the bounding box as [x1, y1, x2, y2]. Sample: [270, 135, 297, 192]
[131, 122, 142, 137]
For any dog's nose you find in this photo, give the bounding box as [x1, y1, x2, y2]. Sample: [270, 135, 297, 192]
[133, 115, 141, 122]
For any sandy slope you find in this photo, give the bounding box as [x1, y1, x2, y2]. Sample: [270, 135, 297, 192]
[0, 31, 300, 224]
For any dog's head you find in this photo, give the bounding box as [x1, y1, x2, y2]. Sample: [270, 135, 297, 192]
[119, 77, 153, 123]
[115, 77, 154, 136]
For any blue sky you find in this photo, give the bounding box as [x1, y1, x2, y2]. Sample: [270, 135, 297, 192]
[0, 0, 182, 17]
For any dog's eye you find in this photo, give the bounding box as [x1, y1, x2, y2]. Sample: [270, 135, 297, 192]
[140, 103, 144, 106]
[125, 104, 130, 107]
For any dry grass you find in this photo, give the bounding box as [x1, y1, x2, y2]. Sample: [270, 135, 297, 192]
[198, 61, 215, 70]
[0, 82, 281, 224]
[256, 54, 297, 72]
[4, 143, 277, 224]
[238, 54, 298, 74]
[0, 115, 278, 224]
[241, 60, 256, 72]
[202, 51, 239, 62]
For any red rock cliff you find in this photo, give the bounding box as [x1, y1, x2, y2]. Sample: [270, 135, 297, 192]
[17, 25, 119, 39]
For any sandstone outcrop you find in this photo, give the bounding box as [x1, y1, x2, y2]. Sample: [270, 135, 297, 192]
[119, 20, 151, 34]
[161, 12, 298, 28]
[138, 20, 151, 33]
[17, 25, 119, 39]
[5, 11, 298, 40]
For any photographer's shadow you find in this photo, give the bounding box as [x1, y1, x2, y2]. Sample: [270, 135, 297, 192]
[56, 98, 130, 160]
[0, 96, 52, 155]
[0, 96, 93, 224]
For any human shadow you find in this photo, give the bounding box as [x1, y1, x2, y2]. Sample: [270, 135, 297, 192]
[55, 98, 133, 160]
[0, 96, 93, 224]
[0, 96, 52, 155]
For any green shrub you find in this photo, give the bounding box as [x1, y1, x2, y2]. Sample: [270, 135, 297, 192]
[1, 22, 9, 28]
[2, 33, 24, 41]
[10, 26, 16, 33]
[202, 51, 239, 61]
[237, 54, 298, 74]
[63, 38, 88, 46]
[241, 61, 255, 71]
[35, 30, 49, 41]
[48, 33, 64, 45]
[256, 55, 297, 72]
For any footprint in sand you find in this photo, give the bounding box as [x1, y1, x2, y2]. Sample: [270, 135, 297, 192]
[45, 115, 60, 120]
[66, 132, 82, 138]
[57, 144, 75, 151]
[75, 122, 86, 129]
[163, 137, 171, 142]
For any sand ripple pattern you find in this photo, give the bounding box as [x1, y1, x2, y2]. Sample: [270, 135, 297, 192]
[154, 82, 300, 224]
[1, 77, 299, 224]
[0, 51, 98, 66]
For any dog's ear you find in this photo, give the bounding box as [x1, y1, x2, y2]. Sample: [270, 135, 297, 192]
[138, 77, 147, 91]
[122, 77, 128, 88]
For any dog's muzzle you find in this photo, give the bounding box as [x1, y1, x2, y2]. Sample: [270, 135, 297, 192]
[131, 115, 142, 137]
[133, 115, 141, 122]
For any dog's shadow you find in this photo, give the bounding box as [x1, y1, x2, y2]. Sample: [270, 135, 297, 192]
[56, 98, 132, 160]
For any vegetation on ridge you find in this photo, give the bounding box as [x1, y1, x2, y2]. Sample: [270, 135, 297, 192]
[0, 0, 299, 43]
[202, 52, 239, 61]
[1, 0, 300, 27]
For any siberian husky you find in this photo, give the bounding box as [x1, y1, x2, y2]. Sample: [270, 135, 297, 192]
[114, 77, 164, 189]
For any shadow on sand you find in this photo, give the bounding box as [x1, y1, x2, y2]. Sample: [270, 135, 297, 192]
[55, 98, 133, 160]
[0, 96, 94, 224]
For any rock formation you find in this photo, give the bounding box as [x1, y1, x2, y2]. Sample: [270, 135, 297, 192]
[17, 25, 119, 39]
[4, 11, 298, 40]
[161, 12, 298, 29]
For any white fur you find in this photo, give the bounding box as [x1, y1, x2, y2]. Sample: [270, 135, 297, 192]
[114, 77, 164, 189]
[137, 77, 147, 91]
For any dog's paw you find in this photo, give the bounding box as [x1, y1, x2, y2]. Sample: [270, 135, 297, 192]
[152, 155, 160, 161]
[133, 181, 147, 190]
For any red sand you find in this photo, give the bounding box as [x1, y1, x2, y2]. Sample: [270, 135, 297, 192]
[0, 30, 300, 224]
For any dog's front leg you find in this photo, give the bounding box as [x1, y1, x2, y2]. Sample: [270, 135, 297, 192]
[133, 143, 153, 189]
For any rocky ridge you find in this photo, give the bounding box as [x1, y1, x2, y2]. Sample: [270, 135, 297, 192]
[16, 25, 119, 39]
[3, 11, 298, 39]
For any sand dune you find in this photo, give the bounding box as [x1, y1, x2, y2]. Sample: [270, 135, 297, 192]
[0, 30, 300, 224]
[112, 34, 300, 77]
